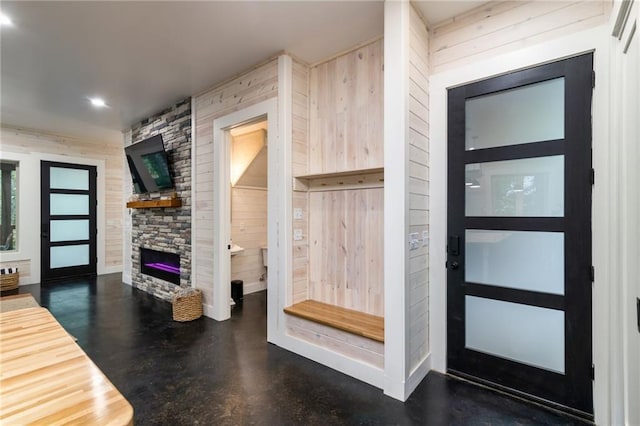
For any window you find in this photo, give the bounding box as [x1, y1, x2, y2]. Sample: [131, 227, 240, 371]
[0, 161, 18, 251]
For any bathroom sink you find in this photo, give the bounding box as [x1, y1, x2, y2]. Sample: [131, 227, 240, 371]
[230, 244, 244, 256]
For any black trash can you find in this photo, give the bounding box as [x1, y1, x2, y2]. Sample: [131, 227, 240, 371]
[231, 280, 243, 304]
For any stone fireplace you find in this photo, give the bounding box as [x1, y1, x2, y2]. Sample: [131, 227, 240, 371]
[127, 98, 191, 301]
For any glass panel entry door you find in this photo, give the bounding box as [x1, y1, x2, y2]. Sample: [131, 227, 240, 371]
[41, 161, 97, 281]
[447, 54, 593, 417]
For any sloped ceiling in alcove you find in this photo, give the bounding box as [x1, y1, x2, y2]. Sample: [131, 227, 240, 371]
[236, 147, 268, 188]
[231, 125, 267, 188]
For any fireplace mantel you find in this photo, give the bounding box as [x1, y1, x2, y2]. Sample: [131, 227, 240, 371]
[126, 198, 182, 209]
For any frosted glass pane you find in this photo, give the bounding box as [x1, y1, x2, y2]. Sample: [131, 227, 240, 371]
[466, 296, 565, 373]
[466, 78, 564, 150]
[466, 156, 564, 217]
[466, 230, 564, 295]
[50, 194, 89, 215]
[50, 220, 89, 242]
[50, 244, 89, 268]
[50, 167, 89, 190]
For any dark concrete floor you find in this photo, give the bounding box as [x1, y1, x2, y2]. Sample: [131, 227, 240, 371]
[6, 273, 590, 425]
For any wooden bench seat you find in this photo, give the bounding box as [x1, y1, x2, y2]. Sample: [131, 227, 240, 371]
[284, 300, 384, 342]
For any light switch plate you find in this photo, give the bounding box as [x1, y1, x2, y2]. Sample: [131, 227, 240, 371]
[422, 231, 429, 247]
[293, 229, 303, 241]
[293, 208, 303, 220]
[409, 232, 419, 250]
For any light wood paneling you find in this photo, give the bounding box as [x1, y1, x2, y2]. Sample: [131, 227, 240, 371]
[292, 189, 309, 304]
[408, 4, 430, 370]
[292, 59, 310, 304]
[0, 127, 123, 272]
[0, 259, 30, 284]
[193, 59, 278, 305]
[308, 39, 384, 175]
[287, 315, 384, 369]
[0, 307, 133, 425]
[308, 187, 384, 316]
[429, 1, 610, 74]
[231, 187, 267, 294]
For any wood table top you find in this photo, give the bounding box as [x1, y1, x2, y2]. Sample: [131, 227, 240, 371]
[0, 307, 134, 425]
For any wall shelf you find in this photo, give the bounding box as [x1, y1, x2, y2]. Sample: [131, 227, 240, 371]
[126, 198, 182, 209]
[293, 167, 384, 192]
[284, 299, 384, 342]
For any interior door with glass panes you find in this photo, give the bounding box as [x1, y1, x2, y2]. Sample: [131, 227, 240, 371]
[446, 54, 593, 417]
[41, 161, 97, 281]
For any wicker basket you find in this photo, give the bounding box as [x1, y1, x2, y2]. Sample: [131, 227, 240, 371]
[172, 289, 202, 322]
[0, 272, 19, 291]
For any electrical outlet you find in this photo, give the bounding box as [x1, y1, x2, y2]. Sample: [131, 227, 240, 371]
[293, 208, 303, 220]
[409, 232, 419, 250]
[293, 229, 303, 241]
[422, 231, 429, 247]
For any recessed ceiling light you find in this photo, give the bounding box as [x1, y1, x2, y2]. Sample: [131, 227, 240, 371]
[1, 12, 13, 27]
[89, 97, 107, 108]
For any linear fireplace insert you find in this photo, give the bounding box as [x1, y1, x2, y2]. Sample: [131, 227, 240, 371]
[140, 248, 180, 285]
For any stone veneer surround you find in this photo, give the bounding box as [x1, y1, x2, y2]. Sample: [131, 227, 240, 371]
[129, 98, 191, 300]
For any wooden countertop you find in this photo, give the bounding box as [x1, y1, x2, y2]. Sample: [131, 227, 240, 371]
[0, 307, 134, 425]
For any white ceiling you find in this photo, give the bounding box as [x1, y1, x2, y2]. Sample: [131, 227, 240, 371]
[0, 1, 482, 145]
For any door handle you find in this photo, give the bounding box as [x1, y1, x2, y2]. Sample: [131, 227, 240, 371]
[449, 261, 460, 270]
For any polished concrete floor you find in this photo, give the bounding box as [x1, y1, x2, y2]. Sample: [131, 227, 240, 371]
[7, 274, 590, 425]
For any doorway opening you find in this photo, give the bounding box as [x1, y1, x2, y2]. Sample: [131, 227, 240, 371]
[229, 120, 269, 308]
[211, 98, 279, 331]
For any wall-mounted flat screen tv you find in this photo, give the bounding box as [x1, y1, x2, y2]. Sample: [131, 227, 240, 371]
[125, 135, 174, 194]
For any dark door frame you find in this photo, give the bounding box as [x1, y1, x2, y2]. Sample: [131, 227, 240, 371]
[446, 53, 594, 416]
[41, 161, 98, 282]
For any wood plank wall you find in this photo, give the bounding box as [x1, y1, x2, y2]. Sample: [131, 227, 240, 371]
[429, 1, 610, 74]
[308, 188, 384, 316]
[287, 42, 385, 368]
[292, 59, 310, 304]
[193, 59, 279, 305]
[0, 259, 30, 284]
[308, 39, 384, 174]
[408, 5, 430, 371]
[302, 39, 385, 317]
[231, 187, 267, 294]
[287, 315, 384, 369]
[0, 127, 123, 280]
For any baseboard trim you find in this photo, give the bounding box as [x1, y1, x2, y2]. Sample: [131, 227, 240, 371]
[244, 281, 267, 295]
[202, 302, 215, 319]
[405, 354, 431, 398]
[270, 329, 385, 389]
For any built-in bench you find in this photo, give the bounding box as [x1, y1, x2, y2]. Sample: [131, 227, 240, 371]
[284, 300, 384, 342]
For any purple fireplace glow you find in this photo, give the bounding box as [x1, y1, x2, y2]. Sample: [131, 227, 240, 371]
[140, 248, 180, 285]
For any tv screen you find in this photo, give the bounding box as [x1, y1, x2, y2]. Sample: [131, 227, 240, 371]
[125, 135, 174, 194]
